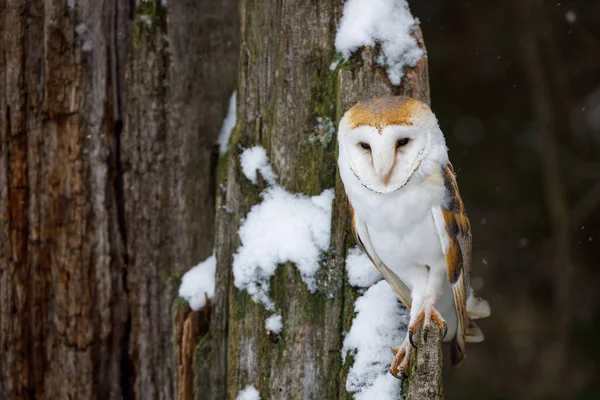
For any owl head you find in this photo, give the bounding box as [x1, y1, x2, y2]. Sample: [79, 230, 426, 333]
[337, 96, 448, 194]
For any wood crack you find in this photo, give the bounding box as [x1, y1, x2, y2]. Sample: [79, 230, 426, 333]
[111, 0, 133, 398]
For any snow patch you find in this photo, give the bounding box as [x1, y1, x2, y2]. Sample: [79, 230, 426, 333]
[240, 146, 277, 185]
[236, 385, 261, 400]
[335, 0, 423, 85]
[82, 40, 93, 52]
[233, 147, 334, 309]
[218, 92, 237, 155]
[265, 314, 283, 334]
[346, 247, 382, 288]
[342, 280, 409, 399]
[329, 59, 341, 71]
[233, 186, 334, 309]
[139, 15, 152, 27]
[178, 253, 216, 311]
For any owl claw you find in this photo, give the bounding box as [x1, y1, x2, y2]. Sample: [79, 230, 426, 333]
[408, 331, 418, 349]
[390, 338, 413, 379]
[408, 300, 447, 346]
[424, 320, 447, 342]
[441, 321, 448, 340]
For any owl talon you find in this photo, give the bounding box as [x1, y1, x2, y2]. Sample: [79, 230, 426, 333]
[389, 337, 413, 379]
[441, 321, 448, 340]
[408, 331, 418, 349]
[408, 299, 447, 346]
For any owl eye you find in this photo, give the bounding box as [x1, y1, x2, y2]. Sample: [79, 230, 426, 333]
[396, 138, 410, 148]
[359, 142, 371, 150]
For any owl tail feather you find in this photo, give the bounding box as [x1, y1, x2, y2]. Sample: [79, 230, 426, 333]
[450, 335, 466, 367]
[467, 292, 491, 320]
[465, 320, 484, 343]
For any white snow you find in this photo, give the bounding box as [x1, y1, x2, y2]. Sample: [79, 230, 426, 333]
[335, 0, 423, 85]
[234, 147, 335, 309]
[139, 15, 152, 27]
[233, 185, 334, 309]
[265, 314, 283, 334]
[236, 385, 261, 400]
[75, 24, 87, 36]
[178, 253, 217, 311]
[342, 280, 409, 399]
[346, 247, 382, 288]
[218, 92, 237, 155]
[329, 59, 341, 71]
[240, 146, 277, 185]
[82, 40, 93, 53]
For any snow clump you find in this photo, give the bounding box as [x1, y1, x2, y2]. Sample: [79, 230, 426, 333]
[265, 314, 283, 335]
[346, 246, 382, 288]
[178, 253, 217, 311]
[335, 0, 423, 85]
[342, 280, 409, 399]
[218, 92, 237, 155]
[240, 146, 277, 185]
[236, 385, 261, 400]
[233, 146, 334, 310]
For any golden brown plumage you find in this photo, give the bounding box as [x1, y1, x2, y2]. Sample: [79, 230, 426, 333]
[440, 163, 475, 365]
[345, 96, 431, 131]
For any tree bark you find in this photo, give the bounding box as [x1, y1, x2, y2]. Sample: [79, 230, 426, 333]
[405, 325, 444, 400]
[123, 0, 238, 398]
[0, 1, 237, 399]
[0, 1, 130, 398]
[210, 1, 434, 399]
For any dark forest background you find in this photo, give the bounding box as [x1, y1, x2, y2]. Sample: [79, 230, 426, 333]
[413, 0, 600, 398]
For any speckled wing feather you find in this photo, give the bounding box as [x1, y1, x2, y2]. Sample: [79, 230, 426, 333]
[349, 203, 412, 310]
[432, 163, 472, 366]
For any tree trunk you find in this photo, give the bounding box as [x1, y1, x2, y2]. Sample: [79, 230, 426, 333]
[0, 0, 237, 399]
[210, 1, 432, 399]
[123, 1, 238, 399]
[0, 1, 130, 398]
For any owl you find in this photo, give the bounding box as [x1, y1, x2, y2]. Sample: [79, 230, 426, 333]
[337, 96, 490, 377]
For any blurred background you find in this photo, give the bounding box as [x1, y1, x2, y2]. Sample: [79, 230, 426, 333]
[411, 0, 600, 398]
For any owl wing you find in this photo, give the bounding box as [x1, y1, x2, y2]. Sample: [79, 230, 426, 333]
[431, 163, 473, 366]
[349, 203, 412, 310]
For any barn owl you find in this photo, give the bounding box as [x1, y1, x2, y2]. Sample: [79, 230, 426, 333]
[337, 96, 490, 377]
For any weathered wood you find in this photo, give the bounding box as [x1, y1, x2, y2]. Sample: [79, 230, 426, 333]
[0, 0, 237, 398]
[0, 0, 130, 398]
[210, 0, 435, 398]
[215, 1, 343, 399]
[406, 326, 444, 400]
[122, 0, 238, 399]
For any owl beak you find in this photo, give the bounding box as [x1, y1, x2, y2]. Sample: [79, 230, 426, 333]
[382, 169, 393, 186]
[377, 157, 396, 187]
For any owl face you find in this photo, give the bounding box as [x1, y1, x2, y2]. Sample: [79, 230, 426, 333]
[338, 96, 446, 194]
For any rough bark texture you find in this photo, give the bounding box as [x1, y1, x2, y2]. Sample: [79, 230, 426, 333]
[209, 1, 435, 399]
[406, 326, 444, 400]
[0, 0, 130, 398]
[120, 0, 239, 398]
[0, 0, 238, 399]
